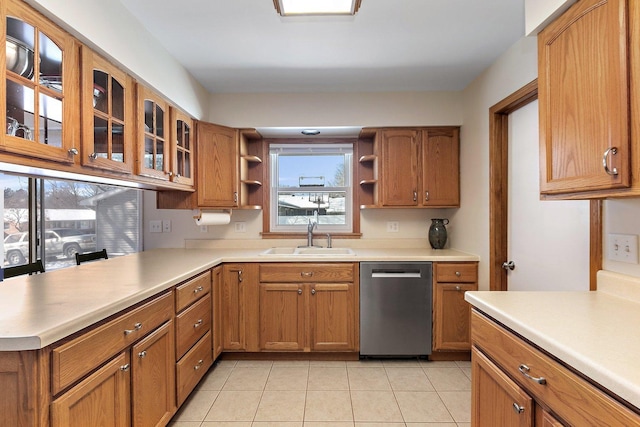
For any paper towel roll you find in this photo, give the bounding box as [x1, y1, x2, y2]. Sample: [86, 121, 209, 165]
[194, 211, 231, 226]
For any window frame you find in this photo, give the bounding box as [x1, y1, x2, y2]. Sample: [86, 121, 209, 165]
[262, 139, 360, 237]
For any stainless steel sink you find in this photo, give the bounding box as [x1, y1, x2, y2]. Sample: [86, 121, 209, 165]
[260, 247, 355, 256]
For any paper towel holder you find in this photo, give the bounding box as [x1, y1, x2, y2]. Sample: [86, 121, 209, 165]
[193, 209, 232, 221]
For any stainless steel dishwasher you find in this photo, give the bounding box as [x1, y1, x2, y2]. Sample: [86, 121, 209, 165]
[360, 262, 432, 357]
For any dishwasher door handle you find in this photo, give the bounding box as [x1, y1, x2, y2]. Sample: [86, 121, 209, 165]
[371, 272, 422, 278]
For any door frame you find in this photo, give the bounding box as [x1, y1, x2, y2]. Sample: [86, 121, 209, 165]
[489, 79, 602, 291]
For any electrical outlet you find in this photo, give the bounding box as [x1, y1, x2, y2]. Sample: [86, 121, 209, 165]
[149, 220, 162, 233]
[199, 225, 208, 233]
[387, 221, 399, 232]
[234, 222, 246, 233]
[162, 220, 171, 233]
[608, 234, 639, 264]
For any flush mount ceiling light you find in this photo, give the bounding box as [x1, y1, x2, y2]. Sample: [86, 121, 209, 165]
[274, 0, 362, 16]
[301, 129, 321, 135]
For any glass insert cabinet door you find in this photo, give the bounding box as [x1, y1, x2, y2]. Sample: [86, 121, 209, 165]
[3, 1, 80, 163]
[169, 107, 194, 186]
[80, 47, 134, 174]
[137, 85, 170, 180]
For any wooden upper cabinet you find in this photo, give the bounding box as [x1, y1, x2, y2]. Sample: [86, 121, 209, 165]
[379, 127, 460, 208]
[2, 0, 80, 164]
[169, 108, 195, 187]
[538, 0, 630, 195]
[380, 129, 420, 206]
[422, 128, 460, 207]
[197, 122, 239, 207]
[80, 47, 135, 174]
[137, 85, 171, 180]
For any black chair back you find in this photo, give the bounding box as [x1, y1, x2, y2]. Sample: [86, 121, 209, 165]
[4, 260, 45, 279]
[75, 249, 108, 265]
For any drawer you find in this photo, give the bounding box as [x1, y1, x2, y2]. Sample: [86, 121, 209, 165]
[52, 291, 174, 395]
[176, 331, 213, 406]
[176, 271, 211, 312]
[435, 262, 477, 283]
[471, 311, 640, 426]
[259, 263, 355, 283]
[176, 293, 212, 359]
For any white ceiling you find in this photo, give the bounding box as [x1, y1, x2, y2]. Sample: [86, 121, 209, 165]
[119, 0, 525, 95]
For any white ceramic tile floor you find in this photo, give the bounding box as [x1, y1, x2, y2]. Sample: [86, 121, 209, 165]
[169, 359, 471, 427]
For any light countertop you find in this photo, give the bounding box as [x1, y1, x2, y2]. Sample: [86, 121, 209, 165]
[0, 246, 478, 351]
[465, 272, 640, 410]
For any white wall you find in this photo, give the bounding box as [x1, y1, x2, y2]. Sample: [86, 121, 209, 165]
[525, 0, 577, 35]
[26, 0, 209, 119]
[603, 199, 640, 277]
[452, 36, 539, 290]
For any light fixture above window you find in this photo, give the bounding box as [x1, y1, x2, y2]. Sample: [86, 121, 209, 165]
[273, 0, 362, 16]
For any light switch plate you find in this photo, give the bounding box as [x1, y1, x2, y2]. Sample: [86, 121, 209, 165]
[162, 220, 171, 233]
[608, 234, 639, 264]
[234, 222, 246, 233]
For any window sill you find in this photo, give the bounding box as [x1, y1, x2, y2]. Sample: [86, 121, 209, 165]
[260, 232, 362, 239]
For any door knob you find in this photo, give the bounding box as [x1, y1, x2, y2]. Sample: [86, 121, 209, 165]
[502, 261, 515, 271]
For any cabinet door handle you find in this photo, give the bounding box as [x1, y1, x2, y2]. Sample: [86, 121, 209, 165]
[120, 363, 130, 372]
[413, 191, 417, 202]
[68, 148, 78, 156]
[603, 147, 619, 176]
[298, 288, 303, 295]
[194, 359, 204, 370]
[455, 285, 461, 291]
[138, 350, 147, 359]
[518, 364, 547, 385]
[301, 271, 314, 277]
[193, 286, 204, 294]
[88, 152, 98, 160]
[425, 191, 429, 201]
[311, 289, 316, 295]
[512, 402, 525, 414]
[234, 192, 238, 203]
[124, 322, 142, 335]
[194, 319, 203, 328]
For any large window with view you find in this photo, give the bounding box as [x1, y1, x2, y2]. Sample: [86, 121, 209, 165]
[1, 173, 142, 272]
[269, 143, 353, 233]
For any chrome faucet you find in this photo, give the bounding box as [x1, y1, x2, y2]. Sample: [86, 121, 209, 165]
[307, 219, 317, 247]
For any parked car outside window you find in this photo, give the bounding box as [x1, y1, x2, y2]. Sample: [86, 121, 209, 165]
[3, 229, 96, 265]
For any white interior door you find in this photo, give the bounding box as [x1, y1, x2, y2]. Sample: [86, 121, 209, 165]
[507, 100, 590, 291]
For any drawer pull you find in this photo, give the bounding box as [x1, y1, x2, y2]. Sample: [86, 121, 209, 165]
[120, 363, 130, 372]
[512, 403, 525, 414]
[124, 322, 143, 336]
[193, 286, 204, 294]
[194, 359, 204, 370]
[194, 319, 203, 328]
[138, 350, 147, 359]
[455, 271, 461, 277]
[301, 272, 314, 277]
[518, 364, 547, 385]
[311, 289, 316, 295]
[455, 285, 461, 291]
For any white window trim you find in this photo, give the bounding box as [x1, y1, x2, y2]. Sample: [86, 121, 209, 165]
[269, 143, 353, 234]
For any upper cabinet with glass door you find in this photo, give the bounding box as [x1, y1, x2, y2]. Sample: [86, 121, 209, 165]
[80, 47, 135, 174]
[137, 85, 170, 181]
[169, 107, 194, 187]
[2, 0, 80, 163]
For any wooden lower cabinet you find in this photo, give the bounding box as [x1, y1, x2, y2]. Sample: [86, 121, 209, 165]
[50, 352, 131, 427]
[258, 263, 359, 353]
[51, 320, 175, 427]
[131, 321, 175, 427]
[471, 310, 640, 426]
[222, 263, 259, 352]
[432, 262, 478, 352]
[212, 266, 224, 359]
